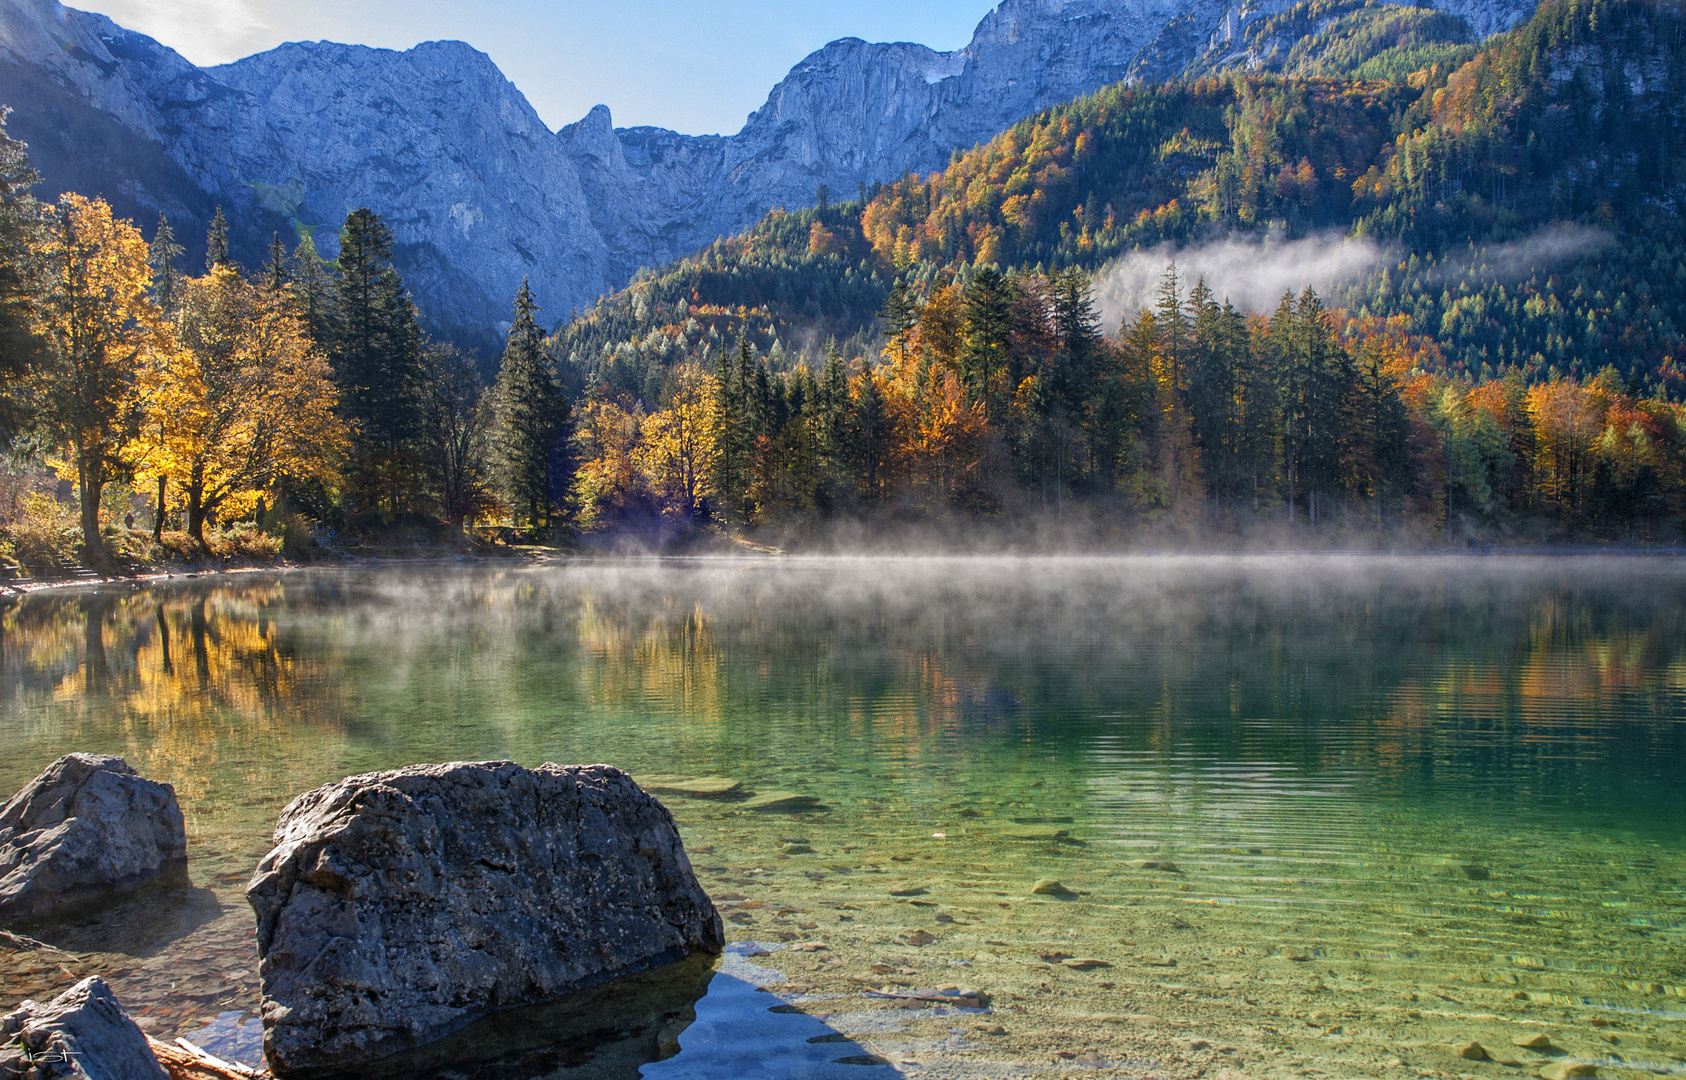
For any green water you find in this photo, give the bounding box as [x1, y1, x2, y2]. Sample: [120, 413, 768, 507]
[1, 556, 1683, 1079]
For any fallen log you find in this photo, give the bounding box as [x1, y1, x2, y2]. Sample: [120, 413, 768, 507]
[149, 1036, 269, 1079]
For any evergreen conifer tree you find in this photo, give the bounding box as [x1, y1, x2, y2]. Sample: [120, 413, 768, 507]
[147, 214, 184, 316]
[265, 232, 288, 293]
[491, 278, 568, 528]
[880, 280, 919, 363]
[1154, 262, 1189, 395]
[960, 268, 1013, 422]
[205, 207, 230, 271]
[0, 107, 44, 438]
[331, 208, 426, 515]
[288, 235, 334, 344]
[710, 340, 748, 522]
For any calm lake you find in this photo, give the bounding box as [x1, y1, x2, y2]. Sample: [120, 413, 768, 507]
[1, 556, 1683, 1079]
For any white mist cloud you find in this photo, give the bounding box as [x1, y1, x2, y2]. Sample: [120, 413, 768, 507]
[84, 0, 273, 66]
[1427, 223, 1612, 285]
[1091, 231, 1390, 330]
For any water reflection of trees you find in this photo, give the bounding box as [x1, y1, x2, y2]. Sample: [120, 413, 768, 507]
[512, 560, 1686, 824]
[0, 579, 350, 837]
[2, 561, 1680, 833]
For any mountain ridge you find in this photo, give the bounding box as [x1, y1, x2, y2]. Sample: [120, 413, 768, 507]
[0, 0, 1536, 354]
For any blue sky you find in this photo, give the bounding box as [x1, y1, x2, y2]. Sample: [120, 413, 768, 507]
[72, 0, 999, 134]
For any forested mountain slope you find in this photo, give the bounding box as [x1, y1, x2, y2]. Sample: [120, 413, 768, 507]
[557, 0, 1685, 398]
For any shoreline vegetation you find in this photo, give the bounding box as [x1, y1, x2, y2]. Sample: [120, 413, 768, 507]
[0, 0, 1684, 575]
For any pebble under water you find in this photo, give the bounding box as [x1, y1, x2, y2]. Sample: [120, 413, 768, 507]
[0, 555, 1682, 1080]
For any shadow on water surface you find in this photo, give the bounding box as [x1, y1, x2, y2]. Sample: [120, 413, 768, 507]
[278, 944, 896, 1080]
[15, 874, 221, 957]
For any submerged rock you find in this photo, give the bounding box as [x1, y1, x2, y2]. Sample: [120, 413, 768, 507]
[639, 776, 742, 798]
[246, 761, 722, 1078]
[741, 791, 819, 812]
[0, 754, 188, 926]
[0, 976, 169, 1080]
[1004, 825, 1070, 841]
[1030, 878, 1075, 897]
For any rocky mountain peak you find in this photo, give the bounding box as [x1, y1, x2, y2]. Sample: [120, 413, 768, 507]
[1, 0, 1544, 352]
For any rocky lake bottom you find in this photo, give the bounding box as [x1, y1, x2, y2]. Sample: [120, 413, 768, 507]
[0, 558, 1682, 1078]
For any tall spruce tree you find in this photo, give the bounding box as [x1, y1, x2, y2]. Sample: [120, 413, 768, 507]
[960, 268, 1013, 423]
[710, 339, 748, 522]
[1185, 277, 1239, 503]
[265, 232, 288, 293]
[331, 208, 426, 514]
[0, 107, 44, 439]
[205, 207, 230, 271]
[288, 235, 334, 344]
[880, 280, 919, 363]
[147, 214, 184, 316]
[1155, 262, 1190, 395]
[818, 341, 854, 502]
[491, 278, 568, 528]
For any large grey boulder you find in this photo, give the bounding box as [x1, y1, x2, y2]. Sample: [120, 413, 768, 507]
[0, 755, 188, 926]
[0, 976, 169, 1080]
[246, 761, 723, 1078]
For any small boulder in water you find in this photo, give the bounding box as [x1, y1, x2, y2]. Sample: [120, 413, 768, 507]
[0, 976, 169, 1079]
[0, 754, 187, 926]
[1030, 878, 1075, 897]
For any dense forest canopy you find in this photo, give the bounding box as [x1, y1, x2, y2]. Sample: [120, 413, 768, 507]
[0, 0, 1683, 563]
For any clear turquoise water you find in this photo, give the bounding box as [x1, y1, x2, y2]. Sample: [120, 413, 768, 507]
[1, 556, 1683, 1078]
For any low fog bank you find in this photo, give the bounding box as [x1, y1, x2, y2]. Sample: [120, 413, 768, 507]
[1424, 222, 1612, 286]
[1092, 223, 1614, 329]
[1093, 231, 1388, 327]
[566, 506, 1680, 561]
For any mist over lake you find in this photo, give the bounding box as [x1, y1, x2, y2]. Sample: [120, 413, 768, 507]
[2, 556, 1682, 1076]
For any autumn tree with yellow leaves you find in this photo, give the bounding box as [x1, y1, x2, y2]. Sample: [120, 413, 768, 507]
[636, 362, 716, 520]
[32, 194, 173, 563]
[132, 264, 347, 545]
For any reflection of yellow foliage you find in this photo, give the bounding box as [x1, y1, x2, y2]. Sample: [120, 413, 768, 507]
[572, 595, 723, 721]
[3, 583, 349, 838]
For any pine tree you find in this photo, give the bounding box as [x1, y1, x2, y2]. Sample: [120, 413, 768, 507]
[880, 279, 919, 364]
[491, 278, 568, 528]
[853, 368, 889, 502]
[147, 214, 184, 316]
[265, 232, 288, 293]
[330, 208, 426, 515]
[961, 267, 1013, 423]
[1155, 262, 1190, 396]
[817, 341, 855, 506]
[0, 106, 44, 439]
[205, 207, 230, 271]
[288, 235, 334, 344]
[1295, 289, 1349, 527]
[1052, 268, 1101, 407]
[710, 339, 748, 522]
[1185, 277, 1237, 503]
